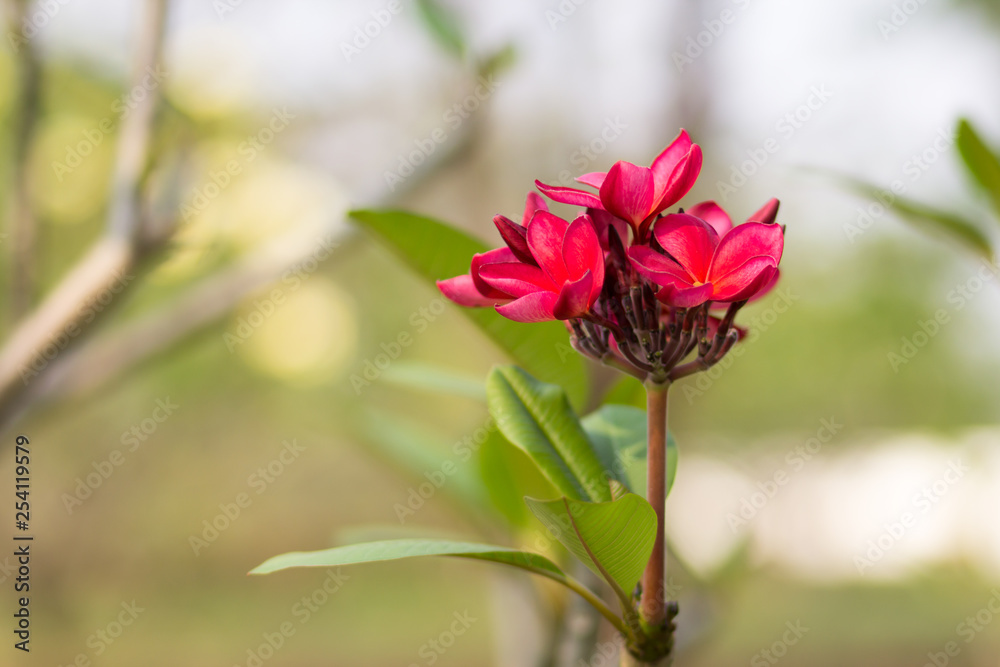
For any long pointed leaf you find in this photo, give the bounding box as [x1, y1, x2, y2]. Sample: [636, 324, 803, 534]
[842, 177, 992, 258]
[487, 366, 611, 502]
[250, 538, 630, 636]
[957, 118, 1000, 220]
[250, 538, 562, 576]
[350, 210, 588, 408]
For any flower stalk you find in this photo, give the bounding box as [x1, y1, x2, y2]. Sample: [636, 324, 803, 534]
[640, 382, 669, 628]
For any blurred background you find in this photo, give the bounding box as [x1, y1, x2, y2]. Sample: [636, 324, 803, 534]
[2, 0, 1000, 665]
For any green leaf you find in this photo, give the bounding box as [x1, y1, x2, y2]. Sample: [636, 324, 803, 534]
[350, 209, 588, 408]
[582, 405, 678, 500]
[524, 495, 657, 602]
[487, 366, 611, 503]
[478, 429, 555, 529]
[381, 361, 487, 401]
[603, 376, 645, 409]
[250, 538, 562, 576]
[957, 118, 1000, 220]
[843, 178, 992, 258]
[250, 538, 632, 637]
[414, 0, 465, 58]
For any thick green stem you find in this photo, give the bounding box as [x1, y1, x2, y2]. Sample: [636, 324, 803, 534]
[639, 382, 668, 627]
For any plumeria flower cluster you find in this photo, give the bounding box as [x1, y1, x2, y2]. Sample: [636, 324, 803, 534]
[438, 130, 785, 385]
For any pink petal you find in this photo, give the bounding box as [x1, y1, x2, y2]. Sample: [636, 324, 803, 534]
[712, 259, 777, 302]
[747, 198, 780, 225]
[493, 214, 535, 265]
[553, 270, 594, 319]
[651, 213, 719, 283]
[653, 144, 702, 215]
[708, 222, 784, 281]
[522, 192, 549, 224]
[535, 180, 602, 208]
[599, 161, 655, 227]
[657, 283, 714, 308]
[496, 291, 560, 323]
[748, 267, 780, 302]
[628, 245, 694, 288]
[562, 214, 603, 278]
[587, 207, 631, 250]
[479, 261, 556, 298]
[470, 247, 517, 296]
[649, 129, 693, 199]
[575, 172, 606, 189]
[527, 210, 571, 285]
[437, 275, 507, 307]
[688, 200, 733, 237]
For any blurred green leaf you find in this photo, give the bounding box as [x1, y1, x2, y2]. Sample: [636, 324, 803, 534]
[487, 366, 610, 503]
[381, 361, 487, 401]
[957, 118, 1000, 220]
[843, 179, 992, 258]
[583, 404, 645, 492]
[250, 538, 561, 576]
[603, 376, 645, 409]
[478, 429, 554, 529]
[351, 209, 589, 408]
[524, 494, 656, 603]
[478, 43, 517, 79]
[354, 409, 491, 523]
[582, 404, 677, 501]
[415, 0, 465, 59]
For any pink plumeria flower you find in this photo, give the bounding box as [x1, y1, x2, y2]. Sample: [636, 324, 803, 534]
[535, 130, 703, 240]
[436, 193, 551, 307]
[480, 211, 605, 322]
[628, 199, 784, 308]
[438, 209, 605, 323]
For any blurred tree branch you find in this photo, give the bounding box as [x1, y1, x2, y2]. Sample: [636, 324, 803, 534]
[0, 0, 171, 429]
[0, 54, 493, 429]
[8, 0, 43, 317]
